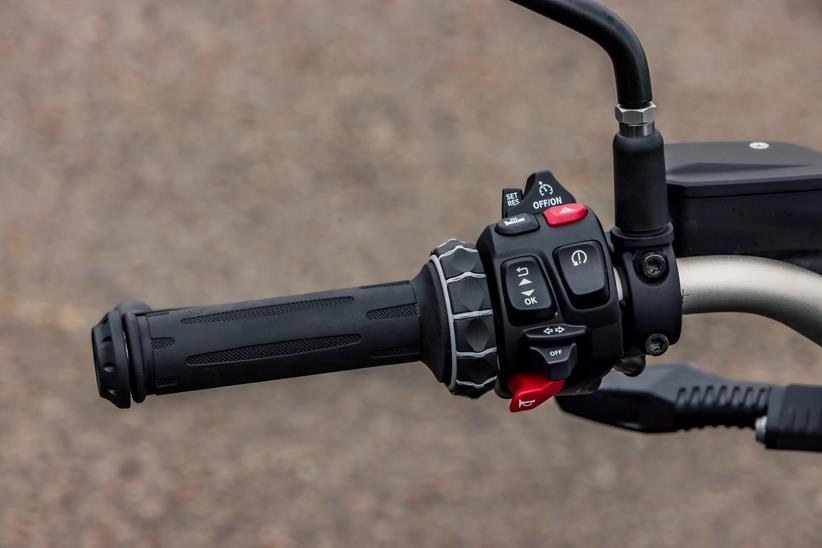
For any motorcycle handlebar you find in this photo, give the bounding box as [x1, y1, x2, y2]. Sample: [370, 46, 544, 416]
[93, 251, 822, 409]
[678, 256, 822, 346]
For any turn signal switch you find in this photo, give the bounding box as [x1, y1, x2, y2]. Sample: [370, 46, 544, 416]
[509, 325, 585, 411]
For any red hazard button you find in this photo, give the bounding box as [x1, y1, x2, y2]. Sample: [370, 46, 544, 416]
[508, 373, 565, 413]
[544, 203, 588, 227]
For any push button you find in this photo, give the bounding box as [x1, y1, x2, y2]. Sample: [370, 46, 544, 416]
[501, 187, 524, 215]
[508, 373, 565, 413]
[555, 241, 610, 308]
[544, 203, 588, 227]
[529, 343, 577, 380]
[495, 214, 539, 236]
[502, 172, 577, 217]
[502, 257, 555, 325]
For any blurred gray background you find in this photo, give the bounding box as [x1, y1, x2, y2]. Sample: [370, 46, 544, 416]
[1, 1, 821, 546]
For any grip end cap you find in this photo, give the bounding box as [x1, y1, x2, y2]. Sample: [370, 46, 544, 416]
[91, 301, 152, 409]
[91, 310, 132, 409]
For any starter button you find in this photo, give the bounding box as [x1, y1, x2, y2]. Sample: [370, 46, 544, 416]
[555, 241, 610, 308]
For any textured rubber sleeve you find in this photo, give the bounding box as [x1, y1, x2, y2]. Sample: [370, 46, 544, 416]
[130, 282, 422, 395]
[556, 363, 771, 432]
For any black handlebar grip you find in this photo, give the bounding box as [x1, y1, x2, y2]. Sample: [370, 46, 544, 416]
[92, 281, 427, 407]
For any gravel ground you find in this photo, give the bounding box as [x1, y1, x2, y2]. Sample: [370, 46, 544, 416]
[2, 1, 822, 546]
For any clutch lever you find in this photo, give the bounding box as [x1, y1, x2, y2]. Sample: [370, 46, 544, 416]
[557, 363, 822, 453]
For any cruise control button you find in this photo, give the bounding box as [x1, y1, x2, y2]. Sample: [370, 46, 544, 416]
[504, 172, 576, 217]
[502, 257, 555, 325]
[501, 187, 524, 216]
[544, 203, 588, 227]
[523, 324, 587, 343]
[495, 214, 539, 236]
[529, 343, 577, 380]
[555, 241, 610, 308]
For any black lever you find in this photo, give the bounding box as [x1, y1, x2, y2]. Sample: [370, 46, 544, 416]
[557, 363, 822, 453]
[508, 0, 682, 360]
[510, 0, 652, 108]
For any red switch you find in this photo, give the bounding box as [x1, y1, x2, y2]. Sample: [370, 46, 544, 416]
[508, 373, 565, 413]
[544, 203, 588, 227]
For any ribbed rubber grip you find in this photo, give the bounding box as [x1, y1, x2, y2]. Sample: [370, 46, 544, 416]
[130, 282, 421, 396]
[762, 385, 822, 452]
[556, 364, 771, 433]
[670, 375, 770, 431]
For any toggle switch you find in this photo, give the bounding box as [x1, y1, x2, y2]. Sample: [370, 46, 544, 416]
[508, 373, 565, 413]
[529, 343, 577, 381]
[502, 256, 555, 325]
